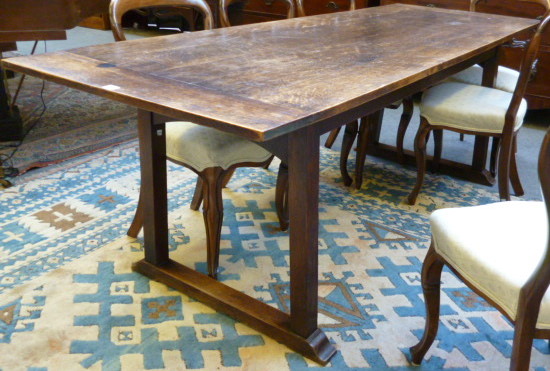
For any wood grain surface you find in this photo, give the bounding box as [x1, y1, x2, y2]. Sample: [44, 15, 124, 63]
[2, 4, 537, 141]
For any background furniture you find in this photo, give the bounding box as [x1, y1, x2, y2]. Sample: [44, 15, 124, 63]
[0, 0, 111, 141]
[379, 0, 550, 110]
[407, 3, 549, 204]
[410, 60, 550, 369]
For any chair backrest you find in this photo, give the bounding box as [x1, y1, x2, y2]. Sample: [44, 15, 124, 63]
[516, 123, 550, 330]
[219, 0, 295, 27]
[503, 12, 550, 134]
[110, 0, 214, 41]
[295, 0, 355, 17]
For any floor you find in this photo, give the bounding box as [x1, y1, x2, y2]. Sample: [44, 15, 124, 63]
[16, 26, 550, 200]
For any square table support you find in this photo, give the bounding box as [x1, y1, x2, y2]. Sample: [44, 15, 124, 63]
[132, 109, 337, 364]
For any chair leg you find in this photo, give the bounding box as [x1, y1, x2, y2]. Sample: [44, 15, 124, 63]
[190, 177, 204, 211]
[410, 243, 445, 365]
[340, 120, 359, 186]
[497, 133, 513, 201]
[407, 118, 431, 205]
[324, 127, 342, 149]
[127, 183, 144, 238]
[432, 129, 443, 173]
[509, 320, 537, 371]
[355, 118, 371, 190]
[490, 137, 500, 178]
[200, 167, 226, 279]
[222, 168, 236, 188]
[275, 162, 289, 231]
[396, 97, 414, 164]
[262, 156, 274, 170]
[510, 135, 524, 197]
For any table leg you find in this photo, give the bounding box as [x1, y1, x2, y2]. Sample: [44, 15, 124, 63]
[289, 126, 320, 334]
[137, 109, 169, 266]
[133, 115, 336, 364]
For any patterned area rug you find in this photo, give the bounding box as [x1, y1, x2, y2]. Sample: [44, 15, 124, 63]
[0, 141, 548, 370]
[1, 75, 136, 173]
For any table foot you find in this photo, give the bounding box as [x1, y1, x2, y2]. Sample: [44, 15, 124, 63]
[133, 258, 337, 365]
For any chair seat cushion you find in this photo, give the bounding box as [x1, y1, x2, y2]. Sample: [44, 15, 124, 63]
[420, 82, 527, 133]
[446, 65, 519, 93]
[430, 201, 550, 328]
[165, 122, 272, 171]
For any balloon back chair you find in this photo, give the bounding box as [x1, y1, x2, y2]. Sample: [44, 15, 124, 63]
[410, 89, 550, 370]
[110, 0, 288, 279]
[407, 10, 550, 205]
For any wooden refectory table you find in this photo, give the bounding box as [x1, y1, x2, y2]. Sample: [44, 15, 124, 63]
[2, 4, 537, 364]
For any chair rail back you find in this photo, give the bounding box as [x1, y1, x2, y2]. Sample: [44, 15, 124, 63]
[110, 0, 214, 41]
[219, 0, 295, 27]
[504, 13, 550, 132]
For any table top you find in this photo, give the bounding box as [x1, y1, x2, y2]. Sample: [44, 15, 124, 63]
[3, 4, 537, 141]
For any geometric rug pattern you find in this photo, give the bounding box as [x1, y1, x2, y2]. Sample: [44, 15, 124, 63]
[0, 141, 548, 370]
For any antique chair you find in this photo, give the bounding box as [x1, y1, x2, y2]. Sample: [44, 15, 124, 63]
[407, 13, 550, 205]
[440, 0, 549, 175]
[110, 0, 288, 279]
[219, 0, 295, 27]
[410, 123, 550, 371]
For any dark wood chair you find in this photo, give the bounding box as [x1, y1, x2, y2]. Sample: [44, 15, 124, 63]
[434, 0, 549, 177]
[411, 104, 550, 370]
[407, 9, 550, 205]
[111, 0, 288, 280]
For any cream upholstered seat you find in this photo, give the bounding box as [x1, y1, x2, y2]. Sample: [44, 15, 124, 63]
[410, 120, 550, 370]
[165, 122, 272, 171]
[431, 201, 550, 328]
[420, 82, 527, 133]
[407, 9, 550, 205]
[446, 65, 519, 93]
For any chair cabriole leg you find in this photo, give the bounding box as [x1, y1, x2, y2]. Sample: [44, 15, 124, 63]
[396, 97, 414, 164]
[509, 134, 524, 197]
[408, 118, 431, 205]
[275, 162, 289, 231]
[127, 183, 144, 238]
[200, 167, 226, 279]
[340, 121, 358, 186]
[190, 177, 204, 211]
[410, 243, 445, 365]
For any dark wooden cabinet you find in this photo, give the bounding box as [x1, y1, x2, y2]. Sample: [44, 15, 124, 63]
[380, 0, 550, 109]
[224, 0, 370, 25]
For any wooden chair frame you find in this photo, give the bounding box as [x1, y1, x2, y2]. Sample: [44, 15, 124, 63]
[110, 0, 214, 41]
[411, 121, 550, 370]
[407, 5, 550, 205]
[112, 0, 288, 279]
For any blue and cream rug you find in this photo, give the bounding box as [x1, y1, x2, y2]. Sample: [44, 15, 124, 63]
[0, 141, 548, 370]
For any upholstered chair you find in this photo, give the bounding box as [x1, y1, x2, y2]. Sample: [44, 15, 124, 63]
[410, 123, 550, 371]
[110, 0, 288, 279]
[407, 13, 550, 205]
